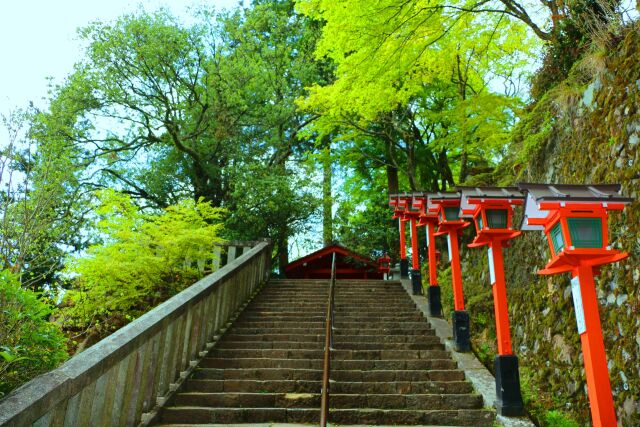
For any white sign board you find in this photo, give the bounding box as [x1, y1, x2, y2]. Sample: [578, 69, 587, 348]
[425, 228, 429, 247]
[447, 234, 452, 262]
[571, 276, 587, 334]
[488, 247, 496, 285]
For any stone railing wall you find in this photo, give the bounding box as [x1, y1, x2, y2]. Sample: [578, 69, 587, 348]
[0, 240, 272, 427]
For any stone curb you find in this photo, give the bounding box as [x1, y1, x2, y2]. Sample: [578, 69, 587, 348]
[397, 277, 535, 427]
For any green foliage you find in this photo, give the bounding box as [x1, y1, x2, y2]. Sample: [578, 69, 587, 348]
[60, 191, 225, 348]
[32, 4, 325, 271]
[458, 22, 640, 427]
[0, 270, 68, 397]
[1, 108, 86, 292]
[544, 410, 581, 427]
[333, 171, 398, 259]
[223, 163, 320, 251]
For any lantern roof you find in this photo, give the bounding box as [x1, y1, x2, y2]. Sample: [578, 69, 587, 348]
[518, 183, 633, 231]
[389, 193, 399, 207]
[411, 192, 428, 211]
[428, 191, 462, 202]
[457, 186, 524, 218]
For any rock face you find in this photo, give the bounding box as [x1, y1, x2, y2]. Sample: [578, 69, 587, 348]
[450, 22, 640, 427]
[154, 279, 494, 425]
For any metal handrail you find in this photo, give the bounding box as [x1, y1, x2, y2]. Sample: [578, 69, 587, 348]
[320, 253, 337, 426]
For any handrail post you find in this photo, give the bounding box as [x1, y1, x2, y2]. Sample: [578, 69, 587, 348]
[320, 253, 337, 427]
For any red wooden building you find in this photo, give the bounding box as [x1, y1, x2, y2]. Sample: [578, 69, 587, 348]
[283, 244, 384, 280]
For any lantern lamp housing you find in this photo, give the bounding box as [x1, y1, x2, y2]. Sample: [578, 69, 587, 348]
[517, 183, 632, 275]
[378, 253, 392, 274]
[425, 191, 470, 235]
[458, 186, 524, 247]
[389, 193, 406, 220]
[412, 192, 439, 226]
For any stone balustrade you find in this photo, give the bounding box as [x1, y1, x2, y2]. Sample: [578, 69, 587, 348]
[0, 240, 272, 427]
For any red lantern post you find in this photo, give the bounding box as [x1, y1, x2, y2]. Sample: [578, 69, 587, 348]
[459, 186, 525, 416]
[518, 183, 632, 427]
[400, 193, 423, 294]
[428, 192, 471, 352]
[412, 192, 442, 316]
[389, 194, 409, 278]
[378, 253, 391, 280]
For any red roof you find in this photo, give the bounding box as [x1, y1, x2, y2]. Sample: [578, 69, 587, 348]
[283, 244, 383, 280]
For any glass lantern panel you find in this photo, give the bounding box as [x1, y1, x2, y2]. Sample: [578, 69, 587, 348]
[477, 215, 484, 230]
[444, 207, 460, 221]
[486, 209, 508, 229]
[550, 222, 565, 253]
[568, 218, 603, 248]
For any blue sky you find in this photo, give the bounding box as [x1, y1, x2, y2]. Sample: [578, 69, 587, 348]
[0, 0, 239, 128]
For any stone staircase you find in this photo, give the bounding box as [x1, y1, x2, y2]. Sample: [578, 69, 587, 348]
[155, 279, 494, 426]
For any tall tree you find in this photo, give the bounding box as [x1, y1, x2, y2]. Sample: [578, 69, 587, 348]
[296, 1, 533, 192]
[33, 5, 326, 271]
[0, 109, 86, 291]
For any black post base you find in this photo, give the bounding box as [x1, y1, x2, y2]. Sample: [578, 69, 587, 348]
[410, 269, 422, 295]
[400, 259, 409, 278]
[427, 286, 442, 317]
[452, 310, 471, 352]
[494, 355, 525, 416]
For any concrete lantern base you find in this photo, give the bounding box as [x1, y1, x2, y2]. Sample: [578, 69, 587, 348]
[427, 285, 442, 317]
[400, 259, 409, 278]
[452, 310, 471, 352]
[494, 355, 525, 416]
[410, 269, 422, 295]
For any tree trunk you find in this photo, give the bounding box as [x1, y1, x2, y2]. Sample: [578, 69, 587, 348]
[387, 165, 399, 194]
[322, 146, 333, 246]
[438, 150, 456, 190]
[459, 150, 469, 184]
[277, 236, 289, 276]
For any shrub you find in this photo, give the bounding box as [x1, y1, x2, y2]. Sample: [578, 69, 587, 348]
[60, 190, 225, 351]
[0, 270, 68, 397]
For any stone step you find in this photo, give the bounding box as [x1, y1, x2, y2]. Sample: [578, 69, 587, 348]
[214, 341, 322, 350]
[244, 306, 419, 313]
[333, 318, 431, 330]
[207, 348, 448, 360]
[331, 357, 453, 370]
[160, 407, 494, 425]
[220, 333, 436, 342]
[333, 327, 433, 335]
[192, 365, 460, 382]
[335, 332, 437, 341]
[214, 340, 442, 351]
[184, 379, 475, 395]
[250, 301, 416, 307]
[156, 279, 494, 427]
[226, 325, 432, 336]
[160, 407, 318, 424]
[192, 367, 323, 381]
[241, 309, 424, 320]
[199, 358, 322, 369]
[173, 392, 483, 410]
[330, 408, 495, 426]
[230, 322, 325, 329]
[238, 315, 327, 321]
[243, 305, 327, 311]
[227, 325, 324, 339]
[199, 355, 452, 370]
[236, 316, 424, 324]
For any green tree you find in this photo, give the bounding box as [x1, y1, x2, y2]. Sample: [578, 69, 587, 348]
[0, 269, 68, 397]
[33, 5, 326, 270]
[60, 190, 225, 351]
[0, 109, 86, 292]
[296, 0, 533, 193]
